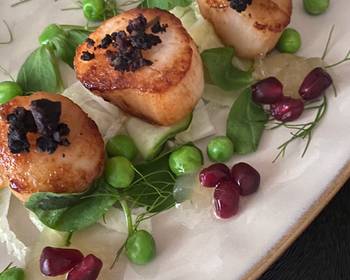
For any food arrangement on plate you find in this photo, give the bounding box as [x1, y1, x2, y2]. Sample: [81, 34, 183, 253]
[0, 0, 347, 279]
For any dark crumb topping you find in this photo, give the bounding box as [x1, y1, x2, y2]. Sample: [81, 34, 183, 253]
[81, 14, 168, 72]
[228, 0, 252, 13]
[7, 107, 37, 154]
[100, 34, 113, 49]
[86, 38, 95, 48]
[6, 99, 71, 155]
[151, 20, 168, 34]
[81, 51, 95, 61]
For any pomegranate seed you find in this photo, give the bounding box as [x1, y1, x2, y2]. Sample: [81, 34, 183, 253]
[40, 247, 84, 276]
[213, 180, 240, 219]
[299, 67, 332, 101]
[231, 162, 260, 196]
[270, 97, 304, 122]
[199, 163, 231, 188]
[67, 254, 103, 280]
[251, 77, 284, 104]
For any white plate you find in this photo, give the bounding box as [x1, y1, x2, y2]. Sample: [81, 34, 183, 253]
[1, 0, 350, 279]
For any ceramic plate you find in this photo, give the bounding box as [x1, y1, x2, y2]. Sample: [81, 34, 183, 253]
[0, 0, 350, 279]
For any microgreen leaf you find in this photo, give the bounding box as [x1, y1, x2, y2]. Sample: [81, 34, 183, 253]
[0, 264, 25, 280]
[226, 89, 268, 154]
[25, 179, 119, 232]
[123, 152, 176, 213]
[16, 45, 64, 94]
[140, 0, 192, 10]
[201, 47, 254, 91]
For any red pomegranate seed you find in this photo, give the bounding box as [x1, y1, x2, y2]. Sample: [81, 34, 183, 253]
[270, 97, 304, 122]
[231, 162, 260, 196]
[67, 254, 103, 280]
[299, 67, 333, 101]
[213, 180, 240, 219]
[199, 163, 231, 188]
[40, 247, 84, 276]
[251, 77, 284, 104]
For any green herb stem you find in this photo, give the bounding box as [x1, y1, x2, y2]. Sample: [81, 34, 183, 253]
[273, 96, 327, 162]
[0, 20, 13, 44]
[10, 0, 31, 7]
[120, 200, 133, 236]
[0, 65, 15, 81]
[322, 25, 335, 60]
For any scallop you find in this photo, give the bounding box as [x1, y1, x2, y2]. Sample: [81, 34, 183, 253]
[74, 8, 204, 126]
[197, 0, 292, 58]
[0, 92, 105, 202]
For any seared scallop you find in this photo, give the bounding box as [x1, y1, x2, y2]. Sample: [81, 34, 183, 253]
[0, 92, 105, 202]
[197, 0, 292, 58]
[74, 8, 204, 126]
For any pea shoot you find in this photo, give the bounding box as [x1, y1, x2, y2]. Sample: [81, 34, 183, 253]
[207, 136, 234, 162]
[82, 0, 106, 21]
[104, 156, 135, 188]
[0, 81, 22, 104]
[106, 134, 138, 161]
[0, 263, 25, 280]
[169, 145, 203, 176]
[303, 0, 329, 15]
[276, 28, 302, 54]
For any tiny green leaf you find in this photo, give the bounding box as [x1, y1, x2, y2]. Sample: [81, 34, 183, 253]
[226, 89, 268, 154]
[17, 45, 64, 94]
[25, 179, 118, 232]
[123, 151, 176, 213]
[39, 24, 91, 68]
[141, 0, 192, 10]
[0, 266, 25, 280]
[201, 47, 253, 91]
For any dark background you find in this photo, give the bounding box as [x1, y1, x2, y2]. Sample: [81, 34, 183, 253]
[259, 179, 350, 280]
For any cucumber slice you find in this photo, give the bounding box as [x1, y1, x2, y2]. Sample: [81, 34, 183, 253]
[125, 114, 192, 160]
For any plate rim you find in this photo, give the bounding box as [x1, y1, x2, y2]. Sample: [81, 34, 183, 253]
[243, 161, 350, 280]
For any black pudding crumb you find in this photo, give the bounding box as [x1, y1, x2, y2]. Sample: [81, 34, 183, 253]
[229, 0, 253, 13]
[100, 34, 113, 49]
[151, 21, 168, 34]
[86, 38, 95, 47]
[81, 51, 95, 61]
[36, 136, 58, 154]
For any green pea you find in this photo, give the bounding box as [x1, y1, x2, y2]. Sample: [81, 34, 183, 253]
[126, 230, 156, 265]
[0, 267, 25, 280]
[207, 136, 234, 162]
[82, 0, 105, 21]
[39, 24, 66, 46]
[104, 156, 135, 188]
[303, 0, 329, 15]
[276, 28, 302, 54]
[169, 145, 203, 176]
[0, 81, 22, 105]
[106, 135, 138, 161]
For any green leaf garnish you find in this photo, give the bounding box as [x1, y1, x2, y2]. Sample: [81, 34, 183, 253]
[140, 0, 192, 10]
[25, 179, 119, 232]
[0, 263, 25, 280]
[16, 45, 64, 94]
[201, 47, 254, 91]
[226, 89, 268, 154]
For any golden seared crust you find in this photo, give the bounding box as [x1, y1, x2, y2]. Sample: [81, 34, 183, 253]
[75, 8, 192, 93]
[0, 92, 105, 202]
[198, 0, 292, 58]
[74, 8, 204, 125]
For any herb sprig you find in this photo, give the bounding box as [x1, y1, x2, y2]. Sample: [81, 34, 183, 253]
[0, 20, 13, 44]
[270, 96, 327, 162]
